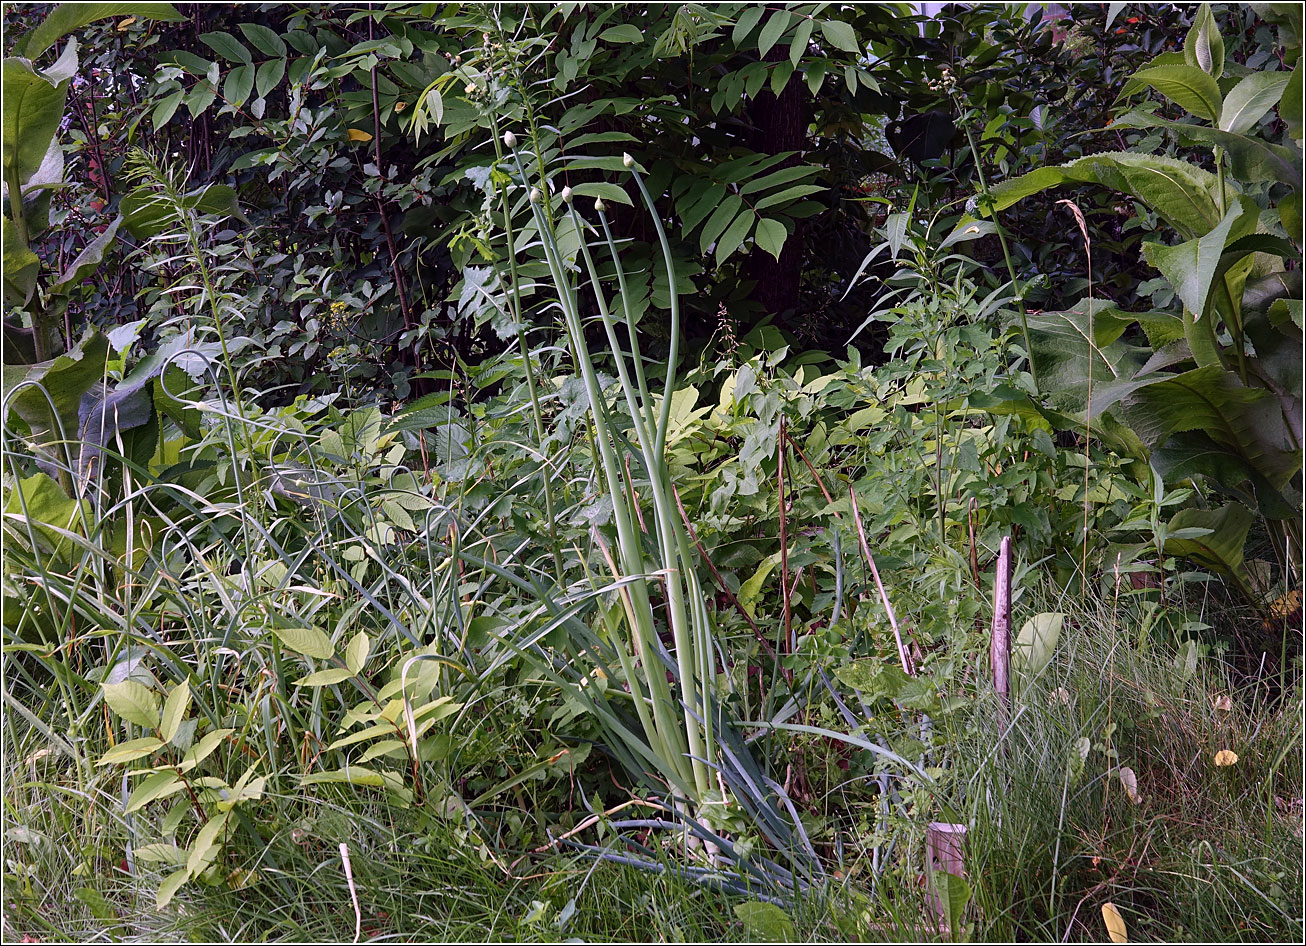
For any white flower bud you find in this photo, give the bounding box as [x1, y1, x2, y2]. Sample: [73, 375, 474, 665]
[503, 130, 517, 148]
[594, 198, 606, 213]
[465, 83, 477, 95]
[622, 152, 635, 169]
[529, 186, 541, 204]
[560, 186, 573, 204]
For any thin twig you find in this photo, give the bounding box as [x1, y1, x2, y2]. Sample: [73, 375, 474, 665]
[849, 487, 913, 676]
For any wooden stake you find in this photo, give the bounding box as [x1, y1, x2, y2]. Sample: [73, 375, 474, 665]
[991, 535, 1012, 728]
[926, 821, 968, 930]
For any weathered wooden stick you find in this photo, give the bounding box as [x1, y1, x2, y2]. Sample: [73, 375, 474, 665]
[991, 535, 1012, 728]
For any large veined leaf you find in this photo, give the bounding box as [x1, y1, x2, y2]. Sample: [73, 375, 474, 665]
[2, 330, 110, 457]
[1121, 364, 1301, 490]
[2, 471, 90, 558]
[1109, 107, 1302, 185]
[981, 152, 1222, 240]
[1131, 63, 1223, 122]
[1221, 71, 1292, 134]
[3, 213, 40, 305]
[2, 58, 69, 187]
[11, 3, 183, 60]
[1150, 430, 1297, 519]
[1163, 502, 1255, 592]
[1023, 301, 1150, 409]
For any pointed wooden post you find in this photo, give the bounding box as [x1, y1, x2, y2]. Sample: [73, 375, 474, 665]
[991, 535, 1012, 730]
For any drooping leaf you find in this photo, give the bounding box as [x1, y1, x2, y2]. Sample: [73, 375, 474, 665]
[1162, 503, 1255, 591]
[94, 735, 163, 765]
[3, 214, 40, 305]
[2, 58, 69, 187]
[49, 216, 121, 296]
[819, 18, 860, 53]
[1013, 613, 1064, 683]
[1131, 63, 1223, 121]
[13, 3, 183, 60]
[754, 216, 787, 261]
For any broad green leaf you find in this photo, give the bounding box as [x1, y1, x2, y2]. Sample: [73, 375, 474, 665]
[757, 11, 792, 58]
[1183, 4, 1224, 79]
[714, 207, 755, 265]
[734, 901, 796, 941]
[238, 21, 287, 57]
[254, 56, 285, 100]
[199, 31, 251, 64]
[2, 58, 68, 186]
[598, 24, 642, 43]
[133, 843, 187, 867]
[833, 660, 911, 702]
[1013, 613, 1064, 681]
[159, 679, 190, 743]
[119, 183, 245, 238]
[3, 214, 40, 304]
[789, 18, 813, 68]
[95, 736, 163, 766]
[273, 626, 335, 660]
[1109, 107, 1302, 185]
[2, 472, 91, 559]
[569, 181, 633, 206]
[933, 871, 972, 933]
[1281, 59, 1302, 141]
[1024, 300, 1150, 408]
[983, 152, 1221, 240]
[51, 216, 121, 296]
[295, 667, 354, 687]
[1163, 503, 1254, 591]
[754, 217, 787, 261]
[753, 183, 825, 211]
[699, 193, 744, 253]
[301, 766, 386, 788]
[1141, 205, 1243, 352]
[125, 770, 184, 812]
[732, 5, 765, 45]
[102, 680, 160, 729]
[1130, 63, 1223, 122]
[156, 867, 188, 909]
[819, 18, 860, 53]
[1220, 71, 1291, 134]
[14, 3, 182, 60]
[186, 809, 230, 876]
[180, 728, 233, 770]
[223, 63, 253, 108]
[345, 631, 370, 675]
[2, 330, 110, 457]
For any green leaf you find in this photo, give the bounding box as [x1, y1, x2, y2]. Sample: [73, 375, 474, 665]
[789, 18, 814, 68]
[199, 31, 251, 64]
[223, 63, 253, 108]
[732, 6, 765, 45]
[1109, 107, 1302, 184]
[1142, 206, 1243, 325]
[983, 152, 1221, 241]
[833, 660, 911, 702]
[2, 58, 68, 187]
[301, 766, 387, 788]
[1163, 503, 1254, 590]
[94, 736, 164, 766]
[1220, 71, 1291, 134]
[1130, 63, 1224, 122]
[3, 214, 40, 304]
[133, 843, 188, 867]
[180, 728, 233, 770]
[155, 867, 188, 909]
[933, 871, 972, 934]
[125, 770, 184, 813]
[753, 183, 825, 212]
[1183, 4, 1225, 79]
[102, 680, 160, 730]
[733, 901, 796, 942]
[50, 216, 120, 296]
[753, 216, 787, 261]
[757, 11, 792, 58]
[238, 21, 287, 57]
[1281, 59, 1302, 141]
[344, 631, 370, 675]
[739, 163, 820, 196]
[598, 24, 642, 43]
[699, 193, 744, 254]
[254, 56, 285, 101]
[819, 18, 860, 53]
[14, 3, 183, 60]
[151, 88, 183, 129]
[568, 181, 633, 206]
[186, 809, 230, 876]
[714, 208, 755, 265]
[159, 679, 190, 743]
[1013, 613, 1064, 682]
[273, 626, 335, 660]
[1024, 300, 1149, 408]
[295, 667, 354, 687]
[119, 183, 245, 238]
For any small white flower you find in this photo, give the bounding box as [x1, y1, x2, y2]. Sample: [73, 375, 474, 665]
[560, 186, 573, 203]
[503, 130, 517, 148]
[465, 83, 477, 95]
[529, 186, 542, 203]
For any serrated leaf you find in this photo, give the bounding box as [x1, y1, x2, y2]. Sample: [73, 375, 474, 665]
[1102, 902, 1128, 943]
[159, 679, 190, 743]
[273, 626, 335, 660]
[345, 631, 370, 676]
[126, 770, 184, 812]
[95, 736, 164, 766]
[295, 667, 354, 687]
[102, 680, 160, 729]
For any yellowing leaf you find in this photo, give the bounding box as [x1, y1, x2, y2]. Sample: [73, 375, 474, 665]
[1214, 749, 1239, 766]
[117, 17, 137, 30]
[347, 128, 373, 142]
[1102, 902, 1128, 943]
[1213, 694, 1233, 712]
